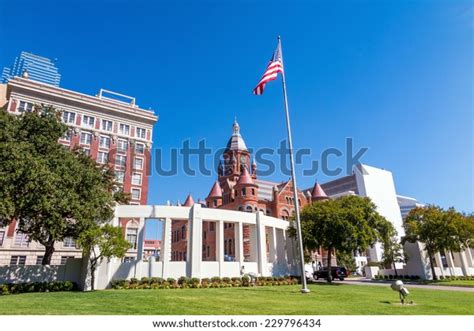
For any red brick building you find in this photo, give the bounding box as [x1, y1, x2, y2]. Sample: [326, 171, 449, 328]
[0, 76, 157, 265]
[171, 120, 332, 264]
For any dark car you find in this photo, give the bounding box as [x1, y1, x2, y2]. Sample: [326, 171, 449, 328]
[314, 267, 348, 281]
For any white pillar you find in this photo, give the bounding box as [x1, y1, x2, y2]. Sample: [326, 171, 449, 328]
[216, 220, 224, 277]
[446, 251, 455, 276]
[188, 204, 203, 278]
[459, 251, 469, 276]
[435, 252, 445, 277]
[256, 212, 267, 276]
[466, 248, 474, 268]
[235, 221, 244, 271]
[136, 217, 146, 261]
[161, 217, 172, 278]
[276, 229, 287, 265]
[268, 227, 277, 263]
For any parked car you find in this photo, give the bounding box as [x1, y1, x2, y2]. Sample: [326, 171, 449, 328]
[314, 267, 348, 281]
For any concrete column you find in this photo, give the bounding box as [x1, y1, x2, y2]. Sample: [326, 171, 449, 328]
[161, 217, 172, 278]
[235, 221, 244, 266]
[256, 212, 267, 276]
[435, 252, 445, 277]
[446, 251, 455, 276]
[216, 220, 224, 277]
[459, 251, 469, 276]
[136, 217, 146, 261]
[268, 227, 277, 263]
[466, 247, 474, 268]
[276, 229, 287, 265]
[188, 204, 203, 278]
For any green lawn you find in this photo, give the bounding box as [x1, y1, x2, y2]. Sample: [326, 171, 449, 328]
[1, 284, 473, 315]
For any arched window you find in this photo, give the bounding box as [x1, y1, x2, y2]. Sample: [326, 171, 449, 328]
[246, 205, 253, 213]
[125, 220, 139, 249]
[242, 188, 246, 196]
[238, 206, 244, 211]
[251, 188, 255, 195]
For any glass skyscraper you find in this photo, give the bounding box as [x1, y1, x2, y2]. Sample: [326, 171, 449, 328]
[1, 51, 61, 87]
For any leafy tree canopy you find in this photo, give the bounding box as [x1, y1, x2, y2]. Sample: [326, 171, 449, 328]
[0, 105, 128, 264]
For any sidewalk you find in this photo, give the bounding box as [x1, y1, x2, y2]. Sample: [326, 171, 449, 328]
[311, 277, 474, 292]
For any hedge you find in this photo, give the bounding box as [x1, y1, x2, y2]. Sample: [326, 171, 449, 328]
[0, 281, 77, 296]
[110, 276, 299, 290]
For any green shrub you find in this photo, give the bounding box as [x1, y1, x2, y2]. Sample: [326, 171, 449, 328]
[211, 276, 221, 283]
[0, 281, 77, 296]
[222, 277, 231, 283]
[178, 276, 191, 285]
[130, 278, 139, 284]
[151, 277, 164, 285]
[231, 277, 241, 282]
[140, 277, 151, 285]
[242, 275, 250, 287]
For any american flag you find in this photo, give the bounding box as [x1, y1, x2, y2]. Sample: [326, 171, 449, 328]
[253, 40, 284, 95]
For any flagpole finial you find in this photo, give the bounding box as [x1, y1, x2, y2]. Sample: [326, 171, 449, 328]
[277, 35, 281, 40]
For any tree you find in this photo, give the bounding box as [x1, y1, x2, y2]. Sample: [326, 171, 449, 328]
[290, 195, 392, 282]
[0, 105, 128, 264]
[381, 235, 407, 277]
[77, 224, 131, 290]
[336, 250, 356, 273]
[403, 205, 470, 280]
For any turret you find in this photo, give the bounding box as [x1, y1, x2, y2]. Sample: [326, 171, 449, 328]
[311, 182, 329, 202]
[206, 181, 223, 208]
[183, 194, 195, 206]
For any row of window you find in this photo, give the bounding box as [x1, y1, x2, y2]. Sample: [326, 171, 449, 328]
[172, 250, 187, 261]
[0, 231, 77, 249]
[172, 226, 187, 243]
[10, 255, 74, 266]
[68, 131, 146, 154]
[61, 111, 147, 139]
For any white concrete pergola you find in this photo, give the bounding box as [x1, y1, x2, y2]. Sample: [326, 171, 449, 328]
[94, 204, 298, 289]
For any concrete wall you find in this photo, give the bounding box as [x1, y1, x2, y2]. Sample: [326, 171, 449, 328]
[0, 258, 82, 284]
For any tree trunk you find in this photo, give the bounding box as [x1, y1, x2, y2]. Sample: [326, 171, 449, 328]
[90, 259, 97, 291]
[427, 250, 437, 281]
[326, 247, 333, 283]
[42, 243, 55, 265]
[393, 262, 398, 277]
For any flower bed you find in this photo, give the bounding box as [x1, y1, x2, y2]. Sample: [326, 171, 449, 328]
[110, 276, 299, 290]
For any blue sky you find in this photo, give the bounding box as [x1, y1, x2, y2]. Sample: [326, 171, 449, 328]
[1, 1, 472, 238]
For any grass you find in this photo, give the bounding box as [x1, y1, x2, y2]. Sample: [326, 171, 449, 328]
[1, 284, 473, 315]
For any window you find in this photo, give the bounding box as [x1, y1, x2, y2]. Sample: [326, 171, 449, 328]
[82, 115, 95, 128]
[60, 256, 73, 265]
[123, 256, 135, 263]
[131, 188, 141, 200]
[115, 155, 126, 167]
[0, 230, 4, 245]
[80, 132, 92, 145]
[246, 205, 253, 213]
[14, 233, 29, 247]
[115, 170, 125, 183]
[181, 226, 186, 239]
[136, 127, 146, 139]
[126, 228, 138, 249]
[117, 139, 128, 153]
[97, 151, 108, 164]
[135, 143, 145, 154]
[241, 188, 246, 196]
[10, 256, 26, 266]
[63, 237, 76, 248]
[101, 119, 113, 132]
[62, 130, 72, 142]
[131, 172, 142, 186]
[18, 101, 33, 112]
[209, 223, 214, 232]
[82, 148, 90, 156]
[99, 136, 110, 149]
[119, 124, 130, 136]
[62, 111, 76, 124]
[36, 256, 44, 265]
[133, 157, 143, 170]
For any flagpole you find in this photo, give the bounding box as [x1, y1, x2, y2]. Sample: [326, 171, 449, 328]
[278, 36, 310, 294]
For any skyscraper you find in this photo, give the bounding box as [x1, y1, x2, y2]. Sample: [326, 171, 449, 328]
[1, 51, 61, 86]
